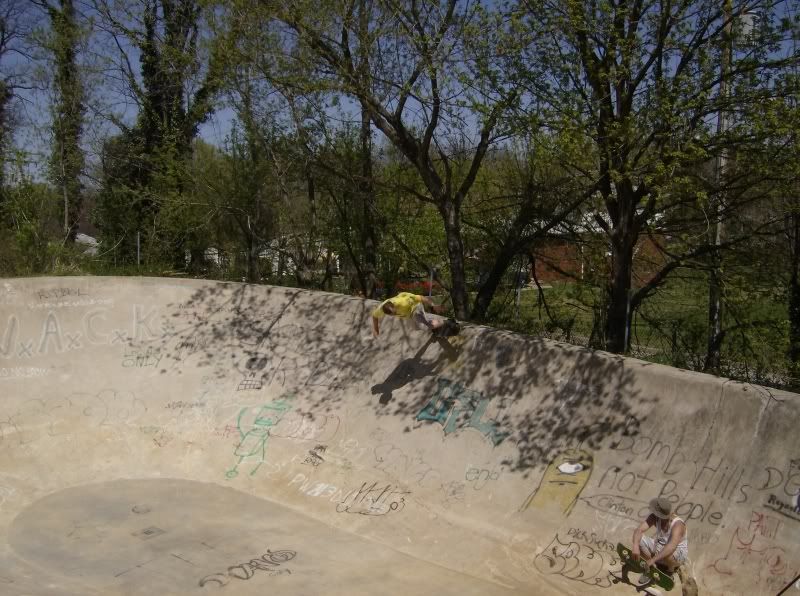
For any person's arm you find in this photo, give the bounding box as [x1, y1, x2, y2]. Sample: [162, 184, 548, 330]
[632, 516, 654, 561]
[420, 295, 443, 314]
[647, 520, 685, 566]
[372, 315, 380, 337]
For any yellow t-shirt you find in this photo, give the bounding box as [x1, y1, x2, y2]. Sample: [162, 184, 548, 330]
[372, 292, 423, 319]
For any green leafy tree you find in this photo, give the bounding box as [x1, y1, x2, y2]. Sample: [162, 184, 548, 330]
[519, 0, 800, 354]
[93, 0, 223, 264]
[1, 163, 64, 274]
[35, 0, 86, 242]
[248, 0, 523, 317]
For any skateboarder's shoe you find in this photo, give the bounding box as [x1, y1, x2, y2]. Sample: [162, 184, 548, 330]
[432, 318, 460, 337]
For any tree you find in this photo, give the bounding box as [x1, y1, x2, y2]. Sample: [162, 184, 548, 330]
[262, 0, 521, 317]
[93, 0, 223, 263]
[466, 131, 594, 321]
[520, 0, 800, 354]
[223, 80, 277, 283]
[0, 0, 34, 196]
[35, 0, 86, 242]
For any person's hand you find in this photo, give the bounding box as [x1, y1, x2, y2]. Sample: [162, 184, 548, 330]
[644, 558, 656, 570]
[631, 548, 640, 562]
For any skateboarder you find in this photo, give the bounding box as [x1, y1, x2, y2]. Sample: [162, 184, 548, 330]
[371, 292, 447, 337]
[631, 497, 688, 584]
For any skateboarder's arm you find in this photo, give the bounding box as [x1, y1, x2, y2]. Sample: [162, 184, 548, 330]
[649, 521, 685, 565]
[419, 295, 444, 314]
[631, 516, 654, 559]
[372, 315, 381, 337]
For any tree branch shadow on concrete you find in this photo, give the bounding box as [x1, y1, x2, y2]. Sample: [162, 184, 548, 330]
[370, 337, 457, 405]
[151, 280, 648, 476]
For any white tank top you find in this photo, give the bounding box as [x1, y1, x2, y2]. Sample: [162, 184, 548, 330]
[655, 517, 688, 551]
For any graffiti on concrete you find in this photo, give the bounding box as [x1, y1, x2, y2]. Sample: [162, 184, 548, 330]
[565, 527, 615, 553]
[706, 510, 796, 593]
[440, 481, 466, 508]
[225, 394, 294, 479]
[121, 347, 163, 368]
[139, 425, 173, 448]
[599, 433, 800, 529]
[302, 445, 326, 467]
[225, 339, 356, 392]
[520, 449, 593, 516]
[373, 443, 438, 486]
[1, 306, 159, 360]
[236, 353, 269, 391]
[416, 377, 509, 446]
[0, 366, 48, 380]
[199, 549, 295, 588]
[579, 494, 646, 523]
[465, 465, 503, 490]
[335, 481, 410, 516]
[0, 389, 147, 448]
[533, 533, 617, 588]
[288, 473, 349, 503]
[34, 287, 89, 301]
[270, 411, 340, 442]
[764, 493, 800, 522]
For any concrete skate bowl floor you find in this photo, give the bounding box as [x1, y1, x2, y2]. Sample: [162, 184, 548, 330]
[1, 277, 800, 596]
[9, 478, 503, 595]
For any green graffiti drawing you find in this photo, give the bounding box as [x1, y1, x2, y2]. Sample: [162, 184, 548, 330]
[226, 394, 295, 479]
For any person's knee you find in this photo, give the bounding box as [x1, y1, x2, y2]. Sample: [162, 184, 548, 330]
[639, 538, 653, 556]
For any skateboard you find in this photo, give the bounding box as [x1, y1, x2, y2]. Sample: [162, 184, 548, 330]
[431, 318, 460, 338]
[611, 543, 675, 592]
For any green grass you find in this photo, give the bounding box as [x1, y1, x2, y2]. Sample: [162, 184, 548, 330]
[485, 275, 790, 387]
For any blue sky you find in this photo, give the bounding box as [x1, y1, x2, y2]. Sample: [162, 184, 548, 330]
[4, 0, 798, 181]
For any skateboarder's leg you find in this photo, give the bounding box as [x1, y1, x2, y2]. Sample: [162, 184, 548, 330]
[412, 304, 443, 331]
[658, 555, 680, 573]
[635, 537, 658, 585]
[658, 547, 687, 574]
[638, 536, 657, 560]
[640, 535, 684, 574]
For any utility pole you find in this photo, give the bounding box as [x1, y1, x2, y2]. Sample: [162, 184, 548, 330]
[705, 0, 733, 372]
[788, 9, 800, 386]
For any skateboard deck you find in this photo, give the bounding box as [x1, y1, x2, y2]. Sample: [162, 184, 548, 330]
[432, 318, 460, 337]
[614, 543, 675, 591]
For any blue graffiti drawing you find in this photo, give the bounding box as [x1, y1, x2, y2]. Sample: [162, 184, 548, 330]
[416, 378, 508, 446]
[226, 395, 294, 479]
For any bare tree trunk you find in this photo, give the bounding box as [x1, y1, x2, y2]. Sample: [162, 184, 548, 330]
[471, 237, 518, 321]
[359, 102, 379, 298]
[246, 234, 259, 283]
[705, 0, 733, 372]
[606, 237, 634, 353]
[788, 209, 800, 387]
[440, 201, 468, 318]
[48, 0, 84, 243]
[0, 81, 10, 195]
